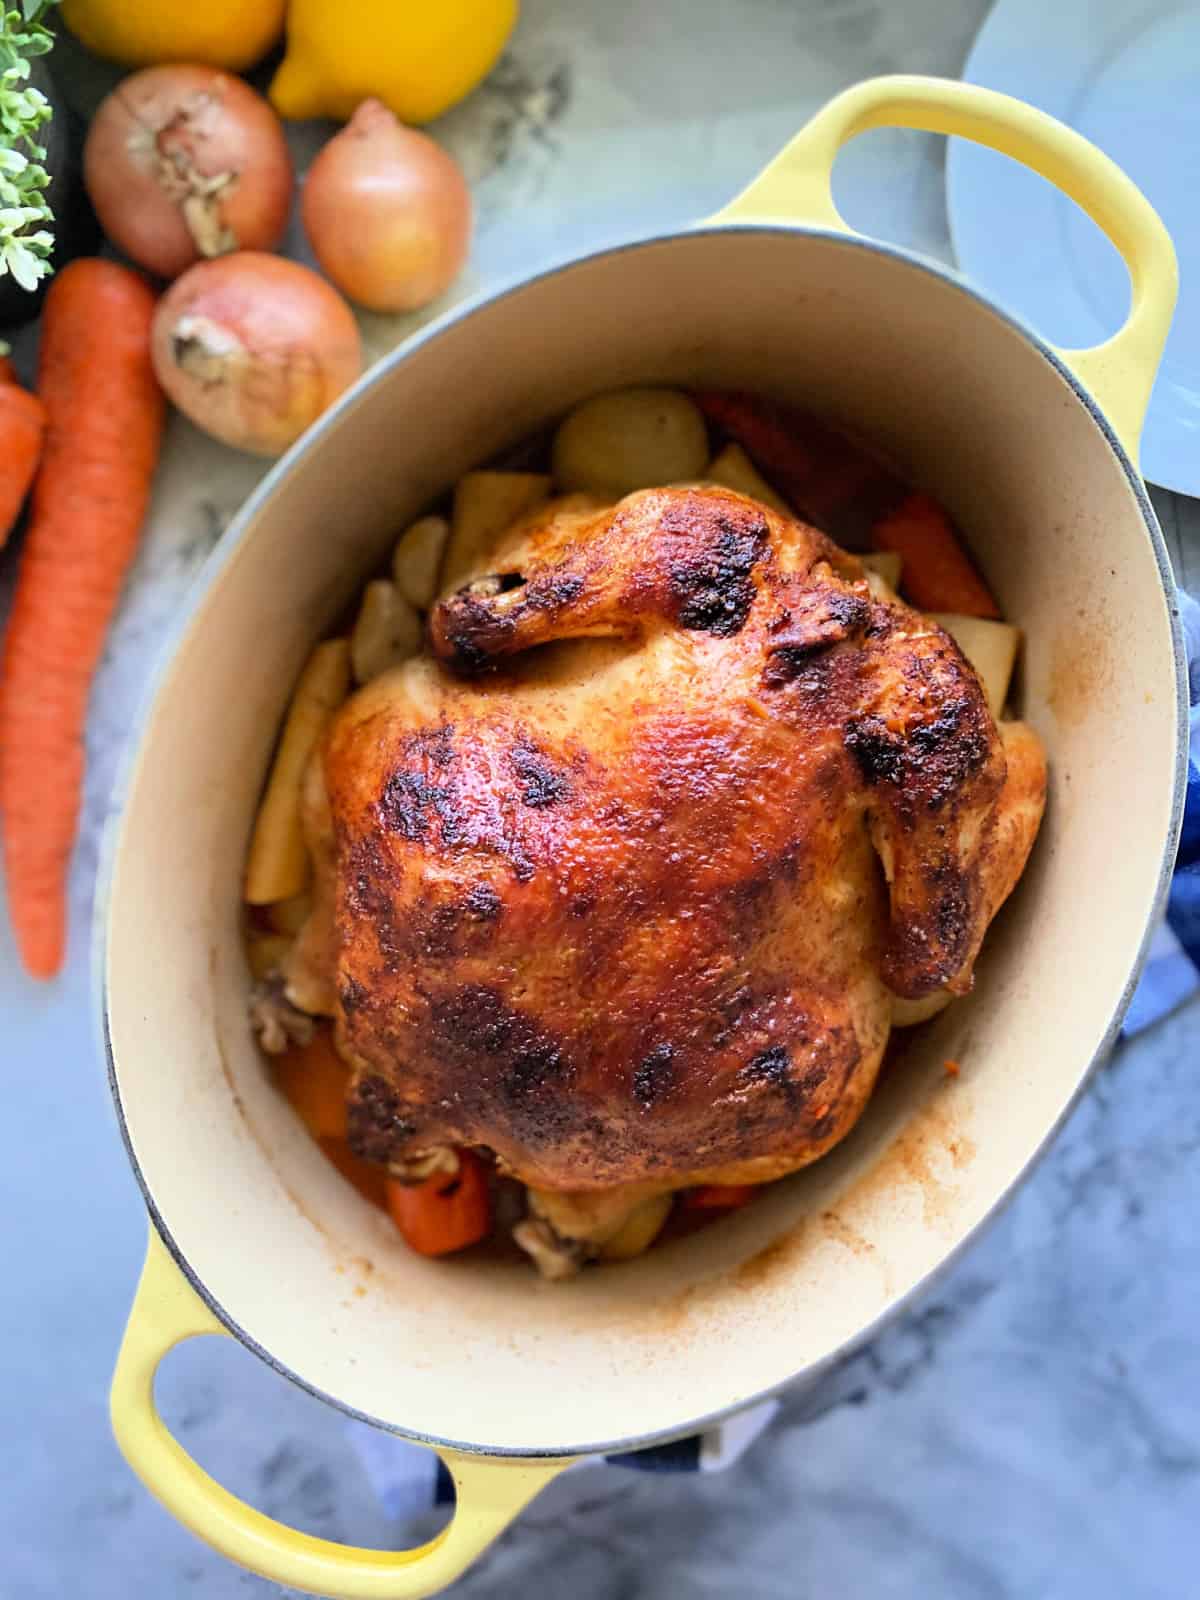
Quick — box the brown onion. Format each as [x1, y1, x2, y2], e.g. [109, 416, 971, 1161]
[85, 65, 293, 280]
[301, 99, 471, 314]
[151, 253, 362, 456]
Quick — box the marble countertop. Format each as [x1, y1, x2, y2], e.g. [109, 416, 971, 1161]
[3, 2, 1199, 1596]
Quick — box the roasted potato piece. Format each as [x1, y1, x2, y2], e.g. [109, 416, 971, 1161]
[442, 472, 551, 593]
[552, 387, 709, 498]
[351, 579, 423, 685]
[244, 639, 350, 905]
[890, 990, 953, 1028]
[705, 442, 791, 514]
[392, 514, 450, 610]
[931, 613, 1021, 718]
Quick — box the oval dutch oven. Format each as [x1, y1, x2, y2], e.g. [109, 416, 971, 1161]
[101, 77, 1186, 1598]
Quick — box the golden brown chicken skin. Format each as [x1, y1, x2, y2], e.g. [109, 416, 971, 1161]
[318, 487, 1044, 1192]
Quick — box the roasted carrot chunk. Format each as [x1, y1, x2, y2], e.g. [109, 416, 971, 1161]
[691, 389, 903, 544]
[319, 1138, 389, 1208]
[870, 492, 1000, 618]
[386, 1149, 492, 1256]
[684, 1183, 759, 1211]
[273, 1027, 351, 1142]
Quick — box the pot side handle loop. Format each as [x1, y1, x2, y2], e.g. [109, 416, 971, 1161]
[712, 75, 1178, 463]
[110, 1227, 572, 1600]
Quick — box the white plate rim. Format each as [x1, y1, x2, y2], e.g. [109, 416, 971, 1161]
[947, 0, 1198, 496]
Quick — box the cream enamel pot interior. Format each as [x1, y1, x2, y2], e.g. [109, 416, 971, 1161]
[102, 77, 1185, 1599]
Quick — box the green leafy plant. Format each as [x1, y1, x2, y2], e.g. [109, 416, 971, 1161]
[0, 2, 56, 291]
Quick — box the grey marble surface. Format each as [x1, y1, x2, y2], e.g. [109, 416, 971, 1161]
[3, 1, 1199, 1596]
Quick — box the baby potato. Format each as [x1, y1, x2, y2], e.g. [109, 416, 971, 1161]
[552, 387, 709, 497]
[351, 579, 423, 685]
[392, 514, 450, 610]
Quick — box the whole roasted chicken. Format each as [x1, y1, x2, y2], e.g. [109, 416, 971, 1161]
[289, 484, 1044, 1265]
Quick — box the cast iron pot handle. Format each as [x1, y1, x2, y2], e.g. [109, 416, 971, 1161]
[712, 74, 1177, 463]
[111, 1227, 573, 1599]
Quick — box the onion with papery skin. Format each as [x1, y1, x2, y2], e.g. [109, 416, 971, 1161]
[301, 99, 471, 314]
[151, 254, 363, 456]
[84, 65, 293, 280]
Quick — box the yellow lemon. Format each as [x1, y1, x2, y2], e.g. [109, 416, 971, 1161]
[60, 0, 286, 71]
[269, 0, 518, 124]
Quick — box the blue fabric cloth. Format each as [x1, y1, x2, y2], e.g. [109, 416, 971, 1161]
[1124, 589, 1200, 1034]
[354, 1400, 781, 1514]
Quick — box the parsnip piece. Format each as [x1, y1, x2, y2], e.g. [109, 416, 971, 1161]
[283, 751, 339, 1017]
[860, 550, 903, 591]
[392, 514, 450, 610]
[266, 891, 312, 936]
[890, 990, 954, 1028]
[351, 579, 422, 685]
[552, 388, 708, 498]
[597, 1194, 674, 1261]
[245, 933, 292, 982]
[930, 612, 1021, 718]
[705, 441, 791, 514]
[442, 471, 551, 593]
[244, 639, 350, 905]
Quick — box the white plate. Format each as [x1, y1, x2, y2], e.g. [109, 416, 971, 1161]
[948, 0, 1200, 496]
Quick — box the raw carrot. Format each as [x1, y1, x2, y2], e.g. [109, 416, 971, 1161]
[691, 389, 903, 546]
[386, 1149, 493, 1256]
[0, 360, 47, 550]
[870, 491, 1000, 618]
[0, 260, 165, 979]
[684, 1183, 759, 1211]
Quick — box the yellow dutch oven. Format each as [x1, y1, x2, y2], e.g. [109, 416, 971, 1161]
[103, 78, 1186, 1598]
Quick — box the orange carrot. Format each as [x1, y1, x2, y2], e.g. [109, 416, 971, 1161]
[0, 359, 47, 550]
[273, 1027, 351, 1141]
[320, 1138, 390, 1209]
[684, 1183, 759, 1211]
[870, 492, 1000, 618]
[691, 389, 903, 545]
[386, 1149, 492, 1256]
[0, 260, 165, 978]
